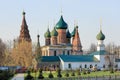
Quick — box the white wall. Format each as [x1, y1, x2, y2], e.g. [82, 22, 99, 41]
[61, 62, 100, 70]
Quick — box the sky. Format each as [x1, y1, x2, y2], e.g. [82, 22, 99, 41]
[0, 0, 120, 50]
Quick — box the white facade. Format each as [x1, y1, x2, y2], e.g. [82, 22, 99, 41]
[97, 40, 105, 51]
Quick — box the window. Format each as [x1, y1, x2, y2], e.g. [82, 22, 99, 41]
[80, 65, 82, 68]
[63, 51, 65, 55]
[67, 51, 70, 55]
[68, 63, 71, 69]
[54, 51, 56, 56]
[85, 64, 87, 68]
[90, 64, 93, 68]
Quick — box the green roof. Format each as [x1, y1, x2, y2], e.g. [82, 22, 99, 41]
[71, 27, 76, 37]
[51, 27, 58, 36]
[96, 30, 105, 40]
[89, 50, 107, 55]
[41, 56, 60, 62]
[59, 55, 98, 62]
[66, 29, 71, 38]
[44, 28, 51, 38]
[55, 15, 68, 29]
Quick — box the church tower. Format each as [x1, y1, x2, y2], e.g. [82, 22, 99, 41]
[66, 29, 71, 44]
[71, 26, 76, 45]
[72, 26, 82, 55]
[55, 15, 68, 44]
[35, 34, 42, 61]
[50, 27, 58, 45]
[19, 11, 31, 42]
[44, 28, 51, 45]
[96, 25, 105, 51]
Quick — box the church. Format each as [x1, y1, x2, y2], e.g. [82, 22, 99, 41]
[18, 11, 120, 70]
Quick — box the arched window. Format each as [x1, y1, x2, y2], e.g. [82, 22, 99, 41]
[90, 64, 93, 68]
[85, 64, 87, 68]
[80, 65, 82, 68]
[63, 51, 65, 55]
[68, 63, 71, 69]
[54, 51, 56, 56]
[67, 51, 70, 55]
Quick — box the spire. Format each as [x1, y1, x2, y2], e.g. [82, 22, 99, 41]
[37, 34, 40, 48]
[96, 19, 105, 40]
[100, 18, 102, 31]
[19, 11, 31, 42]
[72, 26, 82, 54]
[35, 34, 42, 63]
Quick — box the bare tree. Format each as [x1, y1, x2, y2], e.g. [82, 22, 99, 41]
[0, 39, 6, 66]
[11, 40, 33, 67]
[88, 43, 97, 53]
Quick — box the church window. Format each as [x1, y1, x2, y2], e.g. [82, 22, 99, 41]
[80, 65, 82, 68]
[67, 51, 70, 55]
[90, 64, 93, 68]
[54, 51, 57, 56]
[85, 64, 87, 68]
[68, 63, 71, 69]
[63, 51, 65, 55]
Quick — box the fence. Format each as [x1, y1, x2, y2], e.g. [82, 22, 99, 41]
[38, 75, 120, 80]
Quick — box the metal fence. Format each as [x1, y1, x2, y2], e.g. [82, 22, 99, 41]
[37, 75, 120, 80]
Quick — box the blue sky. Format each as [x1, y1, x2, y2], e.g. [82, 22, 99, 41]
[0, 0, 120, 50]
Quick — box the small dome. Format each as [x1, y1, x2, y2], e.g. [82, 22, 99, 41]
[55, 15, 68, 29]
[66, 29, 71, 38]
[51, 27, 58, 36]
[44, 28, 51, 38]
[71, 27, 76, 37]
[96, 30, 105, 40]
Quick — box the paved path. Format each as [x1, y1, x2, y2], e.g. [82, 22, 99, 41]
[11, 73, 24, 80]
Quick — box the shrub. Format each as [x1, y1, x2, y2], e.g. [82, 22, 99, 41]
[110, 68, 114, 73]
[76, 69, 81, 75]
[65, 72, 69, 77]
[48, 71, 54, 78]
[65, 70, 69, 77]
[25, 71, 34, 80]
[71, 71, 75, 76]
[57, 68, 62, 77]
[38, 68, 44, 79]
[87, 70, 90, 74]
[0, 70, 14, 80]
[82, 69, 86, 75]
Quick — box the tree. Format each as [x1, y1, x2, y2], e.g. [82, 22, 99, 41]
[11, 40, 33, 67]
[0, 39, 6, 66]
[88, 43, 97, 53]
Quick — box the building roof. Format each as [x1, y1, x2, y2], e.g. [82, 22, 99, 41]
[71, 27, 76, 37]
[66, 29, 71, 38]
[96, 30, 105, 40]
[55, 15, 68, 29]
[51, 27, 58, 36]
[41, 56, 60, 62]
[59, 55, 99, 62]
[89, 50, 107, 55]
[44, 28, 51, 38]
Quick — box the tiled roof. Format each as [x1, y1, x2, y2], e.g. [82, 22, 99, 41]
[59, 55, 98, 62]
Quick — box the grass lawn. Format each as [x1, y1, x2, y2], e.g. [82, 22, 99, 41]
[24, 70, 120, 79]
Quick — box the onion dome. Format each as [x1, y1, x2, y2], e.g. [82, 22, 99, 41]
[66, 29, 71, 38]
[71, 27, 76, 37]
[96, 30, 105, 40]
[55, 15, 68, 29]
[44, 28, 51, 38]
[51, 27, 58, 36]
